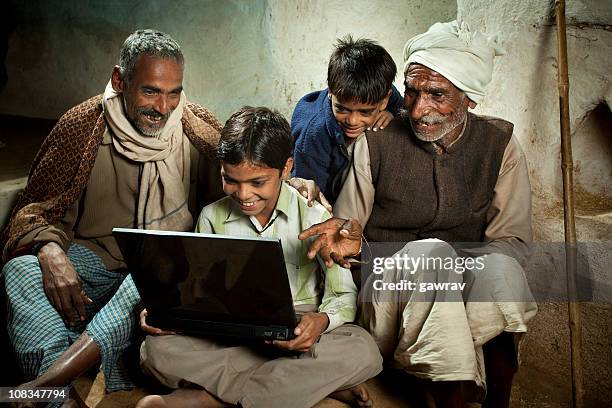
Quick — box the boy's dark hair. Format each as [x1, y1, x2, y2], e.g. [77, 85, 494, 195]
[327, 35, 397, 105]
[218, 106, 292, 172]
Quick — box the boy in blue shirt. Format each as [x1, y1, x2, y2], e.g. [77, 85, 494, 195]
[138, 107, 382, 408]
[292, 36, 402, 204]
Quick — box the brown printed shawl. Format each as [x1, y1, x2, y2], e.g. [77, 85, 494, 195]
[1, 95, 222, 262]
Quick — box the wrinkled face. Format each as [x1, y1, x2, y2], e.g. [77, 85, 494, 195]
[402, 64, 472, 143]
[112, 54, 183, 137]
[221, 158, 293, 227]
[330, 94, 388, 139]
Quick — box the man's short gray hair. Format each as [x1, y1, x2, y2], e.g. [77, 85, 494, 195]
[118, 29, 184, 84]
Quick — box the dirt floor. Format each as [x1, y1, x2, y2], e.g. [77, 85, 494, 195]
[74, 371, 421, 408]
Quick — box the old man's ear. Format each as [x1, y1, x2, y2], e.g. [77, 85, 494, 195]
[111, 66, 125, 93]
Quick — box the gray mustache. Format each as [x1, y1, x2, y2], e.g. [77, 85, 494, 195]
[398, 108, 444, 126]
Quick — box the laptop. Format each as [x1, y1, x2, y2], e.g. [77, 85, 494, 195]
[113, 228, 298, 340]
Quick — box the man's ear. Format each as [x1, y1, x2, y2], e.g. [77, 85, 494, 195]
[468, 100, 477, 109]
[282, 157, 294, 180]
[378, 89, 392, 111]
[111, 66, 125, 93]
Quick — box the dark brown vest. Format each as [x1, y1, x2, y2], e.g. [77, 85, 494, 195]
[365, 113, 512, 244]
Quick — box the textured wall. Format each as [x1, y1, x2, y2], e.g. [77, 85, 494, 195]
[265, 0, 457, 118]
[0, 0, 456, 122]
[0, 0, 272, 121]
[457, 0, 611, 222]
[457, 0, 612, 405]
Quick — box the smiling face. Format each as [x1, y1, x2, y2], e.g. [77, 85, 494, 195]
[221, 158, 293, 227]
[402, 64, 474, 144]
[111, 54, 183, 137]
[330, 93, 389, 140]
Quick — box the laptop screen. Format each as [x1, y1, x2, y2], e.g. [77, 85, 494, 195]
[113, 228, 297, 328]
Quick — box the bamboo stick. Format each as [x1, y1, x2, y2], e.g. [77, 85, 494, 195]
[554, 0, 584, 406]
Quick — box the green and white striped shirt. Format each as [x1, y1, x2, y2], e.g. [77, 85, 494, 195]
[195, 183, 356, 332]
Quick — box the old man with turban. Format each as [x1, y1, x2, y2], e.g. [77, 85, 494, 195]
[302, 20, 538, 407]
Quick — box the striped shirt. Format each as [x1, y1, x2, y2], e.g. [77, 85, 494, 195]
[195, 183, 356, 332]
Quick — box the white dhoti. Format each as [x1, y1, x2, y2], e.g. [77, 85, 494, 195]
[359, 239, 537, 389]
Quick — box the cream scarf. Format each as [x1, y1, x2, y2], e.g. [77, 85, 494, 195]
[102, 81, 193, 231]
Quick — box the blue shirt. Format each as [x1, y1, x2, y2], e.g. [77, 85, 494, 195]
[291, 86, 403, 204]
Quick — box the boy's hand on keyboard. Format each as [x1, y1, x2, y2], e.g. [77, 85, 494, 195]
[271, 312, 329, 353]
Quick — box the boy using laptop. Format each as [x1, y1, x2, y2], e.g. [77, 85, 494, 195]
[291, 36, 402, 204]
[138, 107, 382, 408]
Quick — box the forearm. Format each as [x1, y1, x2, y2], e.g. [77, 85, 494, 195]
[319, 299, 356, 333]
[15, 224, 72, 255]
[319, 264, 358, 332]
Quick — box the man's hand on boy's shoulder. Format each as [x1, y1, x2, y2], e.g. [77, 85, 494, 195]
[271, 312, 329, 353]
[369, 110, 394, 132]
[287, 177, 332, 213]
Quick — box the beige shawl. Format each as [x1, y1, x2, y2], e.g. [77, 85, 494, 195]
[102, 81, 193, 231]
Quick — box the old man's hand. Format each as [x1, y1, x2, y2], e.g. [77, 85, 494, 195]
[369, 110, 393, 132]
[299, 218, 362, 268]
[37, 242, 93, 326]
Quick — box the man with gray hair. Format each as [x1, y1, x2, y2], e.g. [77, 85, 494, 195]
[304, 21, 537, 407]
[1, 29, 224, 405]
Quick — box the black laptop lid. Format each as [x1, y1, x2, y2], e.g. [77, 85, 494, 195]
[113, 228, 297, 328]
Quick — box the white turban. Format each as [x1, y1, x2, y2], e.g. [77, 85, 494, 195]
[403, 20, 504, 104]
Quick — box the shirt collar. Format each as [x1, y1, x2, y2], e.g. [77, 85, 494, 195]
[275, 182, 292, 217]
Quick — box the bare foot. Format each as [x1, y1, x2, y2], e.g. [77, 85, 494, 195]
[329, 383, 373, 407]
[136, 388, 229, 408]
